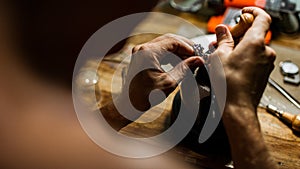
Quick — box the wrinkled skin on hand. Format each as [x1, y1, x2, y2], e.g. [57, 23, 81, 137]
[207, 7, 278, 169]
[210, 7, 276, 111]
[122, 34, 204, 111]
[121, 7, 275, 115]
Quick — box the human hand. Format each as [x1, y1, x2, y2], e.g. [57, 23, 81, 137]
[209, 8, 279, 169]
[212, 7, 276, 111]
[120, 34, 204, 112]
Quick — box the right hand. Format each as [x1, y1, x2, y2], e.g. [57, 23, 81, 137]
[212, 7, 276, 111]
[210, 8, 279, 169]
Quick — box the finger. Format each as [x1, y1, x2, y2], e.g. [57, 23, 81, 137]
[242, 7, 272, 25]
[149, 34, 195, 56]
[132, 34, 196, 64]
[167, 56, 204, 84]
[215, 25, 234, 57]
[208, 41, 218, 53]
[155, 56, 204, 97]
[152, 33, 195, 47]
[242, 7, 272, 41]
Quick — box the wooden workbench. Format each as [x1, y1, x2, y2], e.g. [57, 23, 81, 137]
[78, 2, 300, 169]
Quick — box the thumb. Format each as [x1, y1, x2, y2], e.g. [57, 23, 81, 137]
[215, 25, 234, 56]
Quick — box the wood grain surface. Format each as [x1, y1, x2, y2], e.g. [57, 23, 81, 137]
[78, 2, 300, 168]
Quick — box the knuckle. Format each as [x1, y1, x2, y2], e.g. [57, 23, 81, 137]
[164, 33, 176, 39]
[163, 33, 180, 43]
[131, 44, 153, 62]
[158, 73, 169, 82]
[266, 48, 276, 62]
[163, 75, 177, 88]
[265, 13, 272, 24]
[256, 9, 272, 23]
[138, 45, 150, 51]
[158, 73, 176, 84]
[132, 44, 150, 53]
[132, 45, 141, 53]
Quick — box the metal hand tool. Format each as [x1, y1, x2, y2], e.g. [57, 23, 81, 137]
[268, 78, 300, 109]
[261, 104, 300, 132]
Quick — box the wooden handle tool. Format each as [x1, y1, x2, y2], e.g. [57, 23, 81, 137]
[266, 104, 300, 132]
[230, 13, 254, 40]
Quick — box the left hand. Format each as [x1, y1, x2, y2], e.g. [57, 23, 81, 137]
[120, 34, 204, 111]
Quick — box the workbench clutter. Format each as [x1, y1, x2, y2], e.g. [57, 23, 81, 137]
[207, 7, 273, 44]
[280, 60, 300, 85]
[264, 62, 300, 133]
[72, 2, 300, 168]
[170, 0, 300, 34]
[166, 1, 300, 168]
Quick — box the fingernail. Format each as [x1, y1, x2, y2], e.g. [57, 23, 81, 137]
[215, 26, 226, 38]
[191, 57, 204, 68]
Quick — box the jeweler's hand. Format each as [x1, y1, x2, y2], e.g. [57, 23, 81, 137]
[213, 7, 276, 111]
[122, 34, 204, 111]
[100, 34, 204, 130]
[211, 7, 278, 169]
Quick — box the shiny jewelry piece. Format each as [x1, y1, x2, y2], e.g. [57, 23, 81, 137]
[192, 44, 212, 63]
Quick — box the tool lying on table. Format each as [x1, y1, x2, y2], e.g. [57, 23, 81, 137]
[268, 78, 300, 109]
[261, 104, 300, 132]
[261, 78, 300, 132]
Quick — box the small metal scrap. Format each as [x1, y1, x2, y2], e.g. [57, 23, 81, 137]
[192, 44, 212, 63]
[193, 44, 205, 56]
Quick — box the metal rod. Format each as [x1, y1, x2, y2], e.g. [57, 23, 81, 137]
[268, 78, 300, 109]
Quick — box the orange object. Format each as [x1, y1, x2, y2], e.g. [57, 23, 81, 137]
[230, 13, 254, 39]
[207, 15, 223, 33]
[207, 7, 272, 44]
[264, 30, 272, 44]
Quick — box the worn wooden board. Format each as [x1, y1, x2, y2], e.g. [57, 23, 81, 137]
[76, 56, 298, 169]
[77, 2, 300, 168]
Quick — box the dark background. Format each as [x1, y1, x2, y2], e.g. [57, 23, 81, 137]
[12, 0, 159, 86]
